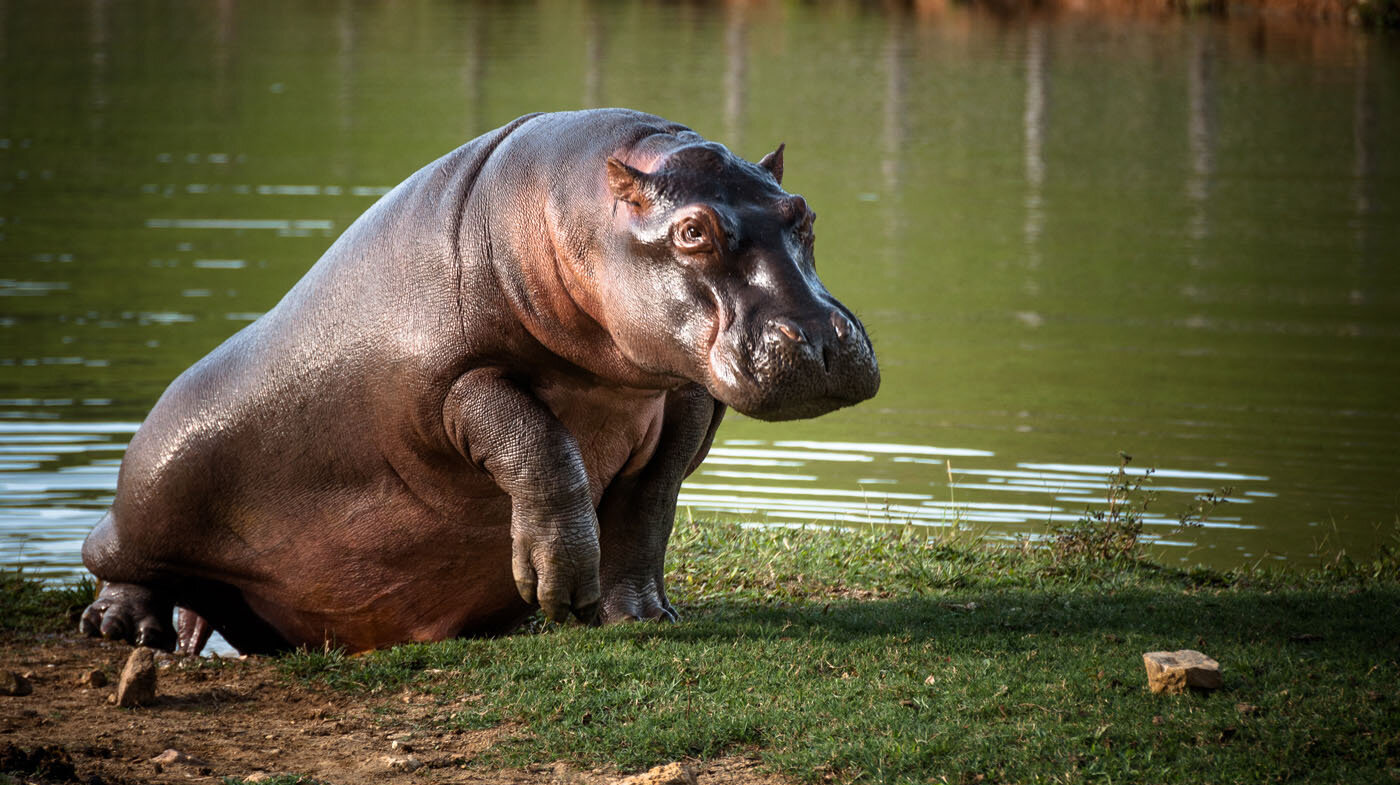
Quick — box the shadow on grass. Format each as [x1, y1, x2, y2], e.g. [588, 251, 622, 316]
[671, 584, 1400, 658]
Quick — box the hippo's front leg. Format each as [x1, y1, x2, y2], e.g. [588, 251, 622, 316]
[446, 370, 601, 623]
[596, 383, 725, 623]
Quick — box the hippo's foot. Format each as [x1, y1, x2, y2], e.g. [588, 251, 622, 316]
[512, 525, 602, 625]
[599, 574, 678, 624]
[79, 582, 176, 651]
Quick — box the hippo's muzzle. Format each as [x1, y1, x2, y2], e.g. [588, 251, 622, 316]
[710, 301, 880, 421]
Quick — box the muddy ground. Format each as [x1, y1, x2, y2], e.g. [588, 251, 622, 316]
[0, 633, 790, 785]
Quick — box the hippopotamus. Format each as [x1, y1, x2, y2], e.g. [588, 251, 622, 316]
[79, 109, 880, 655]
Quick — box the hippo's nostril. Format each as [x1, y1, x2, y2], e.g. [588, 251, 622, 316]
[831, 310, 852, 341]
[771, 318, 806, 344]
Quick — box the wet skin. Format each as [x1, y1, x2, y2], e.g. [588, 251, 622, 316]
[79, 109, 880, 655]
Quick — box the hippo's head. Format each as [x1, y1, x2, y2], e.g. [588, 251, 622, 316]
[596, 139, 879, 421]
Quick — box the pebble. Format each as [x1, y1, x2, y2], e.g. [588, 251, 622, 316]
[0, 670, 33, 697]
[617, 762, 699, 785]
[382, 754, 424, 772]
[77, 669, 108, 689]
[150, 749, 210, 767]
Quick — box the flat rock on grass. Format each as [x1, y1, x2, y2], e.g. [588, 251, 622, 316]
[113, 647, 157, 707]
[1143, 649, 1222, 694]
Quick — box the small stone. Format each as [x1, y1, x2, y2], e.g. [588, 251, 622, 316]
[116, 647, 158, 707]
[1235, 702, 1260, 716]
[244, 775, 272, 783]
[1143, 649, 1222, 695]
[150, 749, 210, 767]
[383, 755, 423, 772]
[616, 762, 699, 785]
[0, 670, 33, 697]
[390, 740, 413, 752]
[77, 669, 108, 689]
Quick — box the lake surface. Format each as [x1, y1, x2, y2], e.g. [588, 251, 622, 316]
[3, 0, 1399, 583]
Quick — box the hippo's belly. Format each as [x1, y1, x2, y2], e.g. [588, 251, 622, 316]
[239, 492, 523, 651]
[239, 383, 666, 649]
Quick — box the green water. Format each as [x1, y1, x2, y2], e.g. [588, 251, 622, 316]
[3, 1, 1398, 577]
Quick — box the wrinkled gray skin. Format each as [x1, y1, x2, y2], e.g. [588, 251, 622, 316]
[79, 109, 880, 655]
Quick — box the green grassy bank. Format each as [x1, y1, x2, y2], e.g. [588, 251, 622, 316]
[288, 518, 1398, 784]
[6, 519, 1399, 784]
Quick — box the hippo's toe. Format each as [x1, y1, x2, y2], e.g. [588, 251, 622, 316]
[79, 582, 176, 651]
[599, 578, 679, 625]
[603, 603, 678, 625]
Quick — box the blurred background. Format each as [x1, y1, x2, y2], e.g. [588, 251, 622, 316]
[2, 0, 1398, 580]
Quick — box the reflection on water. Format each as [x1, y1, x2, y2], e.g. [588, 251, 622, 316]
[682, 438, 1269, 543]
[2, 1, 1399, 580]
[0, 423, 130, 579]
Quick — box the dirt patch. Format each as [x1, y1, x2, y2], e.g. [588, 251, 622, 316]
[0, 634, 790, 785]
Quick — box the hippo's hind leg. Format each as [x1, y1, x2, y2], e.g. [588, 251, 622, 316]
[79, 512, 178, 651]
[79, 582, 176, 650]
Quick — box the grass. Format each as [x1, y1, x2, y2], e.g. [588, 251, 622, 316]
[272, 519, 1400, 784]
[0, 569, 93, 635]
[7, 497, 1399, 784]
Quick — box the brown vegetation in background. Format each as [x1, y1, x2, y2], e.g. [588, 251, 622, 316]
[893, 0, 1398, 29]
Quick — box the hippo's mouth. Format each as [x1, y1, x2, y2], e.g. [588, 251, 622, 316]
[702, 323, 880, 422]
[704, 332, 753, 394]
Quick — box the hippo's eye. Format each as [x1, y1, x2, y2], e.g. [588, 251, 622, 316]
[674, 218, 712, 253]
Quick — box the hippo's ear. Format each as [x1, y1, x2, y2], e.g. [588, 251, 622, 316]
[606, 157, 652, 211]
[758, 143, 785, 185]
